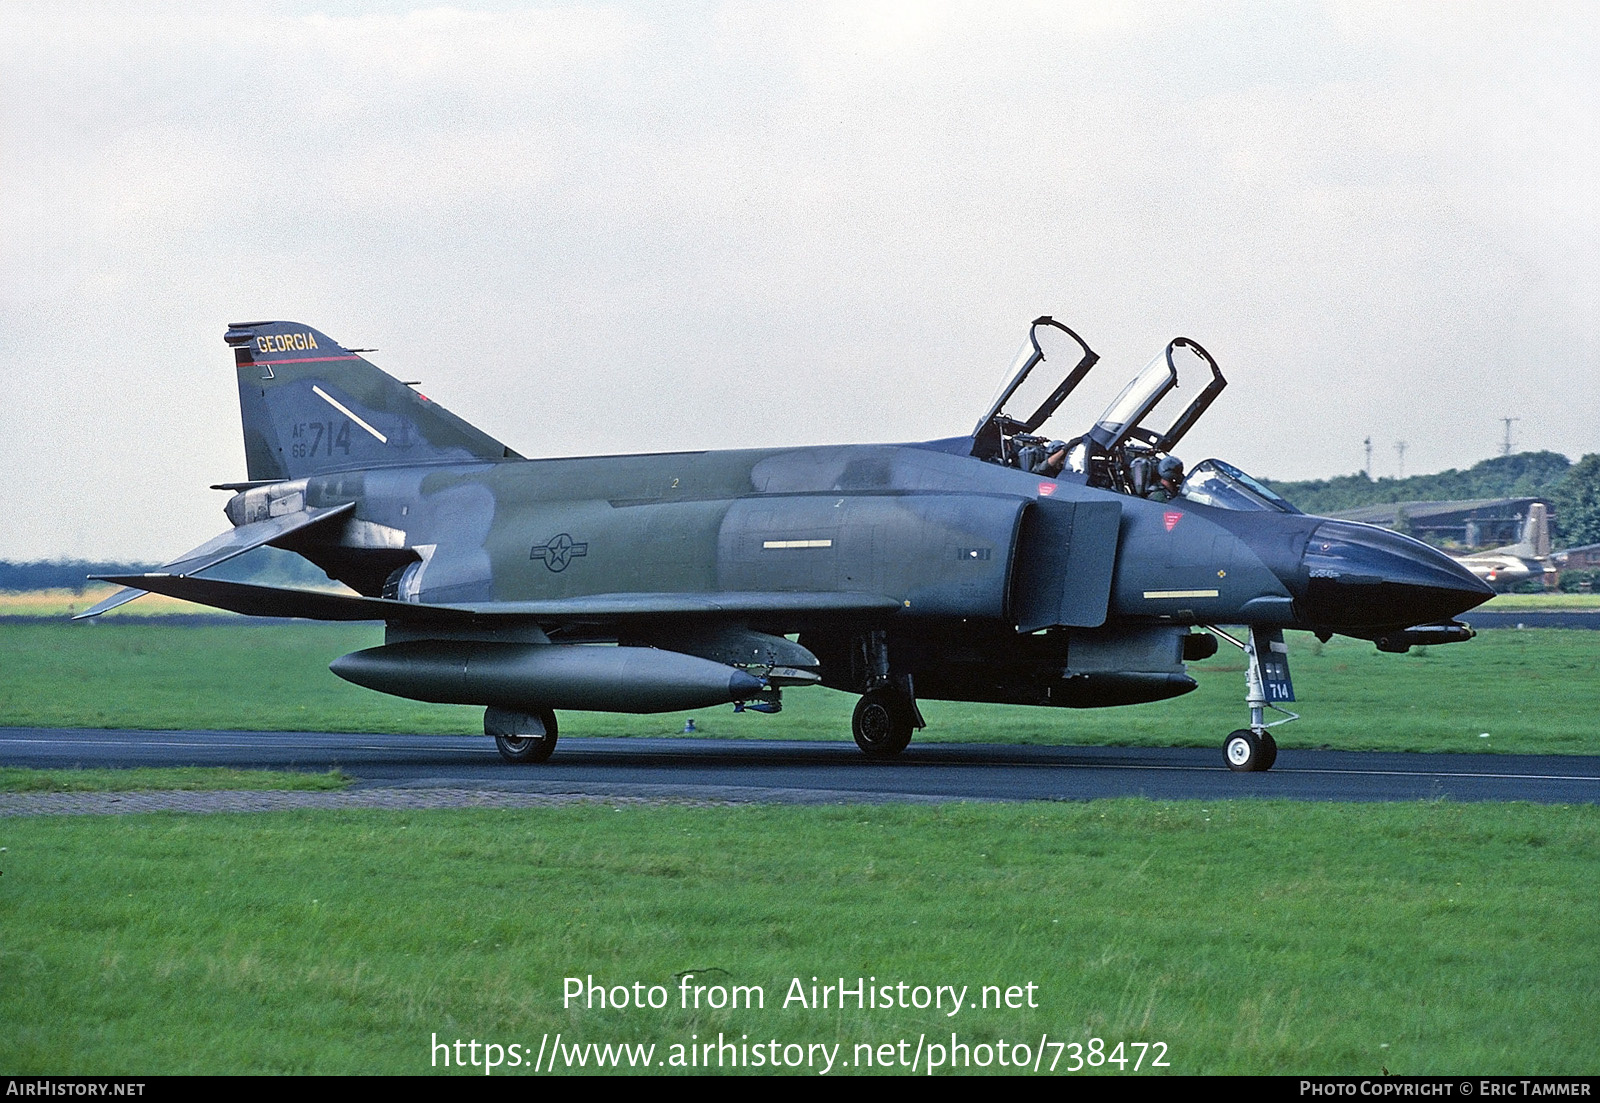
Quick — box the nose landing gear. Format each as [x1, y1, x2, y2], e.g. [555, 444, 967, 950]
[1207, 626, 1297, 772]
[1224, 727, 1277, 772]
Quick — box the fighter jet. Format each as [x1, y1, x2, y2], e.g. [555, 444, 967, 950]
[79, 317, 1493, 772]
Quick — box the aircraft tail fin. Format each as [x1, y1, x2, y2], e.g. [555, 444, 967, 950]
[1497, 502, 1552, 559]
[225, 321, 521, 482]
[1528, 502, 1551, 559]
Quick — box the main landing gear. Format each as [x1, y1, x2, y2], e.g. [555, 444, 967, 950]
[853, 686, 917, 757]
[487, 705, 558, 763]
[850, 631, 925, 758]
[1206, 626, 1298, 773]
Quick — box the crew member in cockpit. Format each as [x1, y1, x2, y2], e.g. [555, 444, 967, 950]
[1148, 455, 1184, 501]
[1037, 440, 1069, 478]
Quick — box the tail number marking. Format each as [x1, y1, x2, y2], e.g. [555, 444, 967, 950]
[291, 420, 352, 459]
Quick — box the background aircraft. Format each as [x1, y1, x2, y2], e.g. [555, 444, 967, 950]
[1451, 502, 1556, 590]
[81, 317, 1493, 772]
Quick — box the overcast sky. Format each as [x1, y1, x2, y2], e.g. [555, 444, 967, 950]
[2, 1, 1596, 560]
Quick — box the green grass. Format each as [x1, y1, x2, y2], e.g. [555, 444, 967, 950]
[3, 622, 1598, 756]
[0, 768, 351, 793]
[1482, 592, 1600, 610]
[0, 800, 1595, 1074]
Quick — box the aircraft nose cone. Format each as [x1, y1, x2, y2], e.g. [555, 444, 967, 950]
[1298, 520, 1494, 629]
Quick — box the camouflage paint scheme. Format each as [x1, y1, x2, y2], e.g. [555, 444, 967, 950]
[84, 320, 1494, 769]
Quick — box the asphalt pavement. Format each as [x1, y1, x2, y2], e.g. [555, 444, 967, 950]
[4, 727, 1598, 805]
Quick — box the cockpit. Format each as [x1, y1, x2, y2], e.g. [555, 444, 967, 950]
[970, 317, 1299, 513]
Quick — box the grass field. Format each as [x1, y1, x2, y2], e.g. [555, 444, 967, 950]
[1480, 592, 1600, 610]
[3, 614, 1598, 1076]
[1, 800, 1595, 1074]
[0, 768, 350, 793]
[0, 586, 236, 619]
[0, 582, 355, 619]
[3, 620, 1597, 756]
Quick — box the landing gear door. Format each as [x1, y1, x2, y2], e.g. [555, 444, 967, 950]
[1011, 498, 1122, 631]
[1248, 627, 1296, 704]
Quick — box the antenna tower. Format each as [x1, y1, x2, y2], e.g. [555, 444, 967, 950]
[1363, 436, 1373, 479]
[1395, 440, 1407, 479]
[1501, 417, 1520, 457]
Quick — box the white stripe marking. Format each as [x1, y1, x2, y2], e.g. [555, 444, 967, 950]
[312, 385, 388, 443]
[1143, 589, 1219, 599]
[763, 539, 833, 549]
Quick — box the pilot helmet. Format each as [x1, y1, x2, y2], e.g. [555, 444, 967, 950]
[1157, 455, 1184, 482]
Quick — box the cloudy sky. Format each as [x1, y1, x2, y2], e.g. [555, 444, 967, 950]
[2, 1, 1595, 560]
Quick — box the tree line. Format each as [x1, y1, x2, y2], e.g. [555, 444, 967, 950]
[1263, 451, 1600, 547]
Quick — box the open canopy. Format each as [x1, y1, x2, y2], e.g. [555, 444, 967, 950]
[969, 316, 1098, 463]
[971, 318, 1227, 476]
[969, 317, 1297, 511]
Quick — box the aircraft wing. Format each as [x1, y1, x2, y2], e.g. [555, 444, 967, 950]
[73, 503, 356, 619]
[82, 573, 904, 627]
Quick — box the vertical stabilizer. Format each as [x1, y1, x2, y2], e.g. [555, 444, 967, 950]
[1528, 502, 1551, 559]
[226, 321, 520, 482]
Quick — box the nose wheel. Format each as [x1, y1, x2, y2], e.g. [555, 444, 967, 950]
[1224, 728, 1278, 773]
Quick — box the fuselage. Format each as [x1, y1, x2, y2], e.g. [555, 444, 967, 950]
[281, 440, 1279, 619]
[179, 316, 1496, 761]
[259, 436, 1490, 710]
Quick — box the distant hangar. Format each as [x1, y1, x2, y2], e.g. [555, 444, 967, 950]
[1331, 498, 1548, 550]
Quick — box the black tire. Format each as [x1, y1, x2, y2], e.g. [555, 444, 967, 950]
[852, 688, 914, 758]
[487, 706, 558, 764]
[1224, 728, 1262, 772]
[1256, 731, 1278, 772]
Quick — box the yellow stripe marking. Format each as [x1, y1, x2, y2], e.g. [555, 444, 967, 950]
[763, 539, 833, 549]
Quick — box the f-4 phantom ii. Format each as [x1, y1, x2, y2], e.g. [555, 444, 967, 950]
[81, 316, 1494, 772]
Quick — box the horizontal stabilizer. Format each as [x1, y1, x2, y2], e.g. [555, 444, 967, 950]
[73, 503, 355, 619]
[84, 574, 904, 627]
[74, 586, 150, 620]
[89, 574, 420, 622]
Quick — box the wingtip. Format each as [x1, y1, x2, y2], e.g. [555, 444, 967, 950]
[74, 583, 149, 619]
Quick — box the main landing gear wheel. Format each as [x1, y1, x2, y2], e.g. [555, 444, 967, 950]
[487, 706, 558, 764]
[852, 687, 915, 758]
[1224, 728, 1277, 773]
